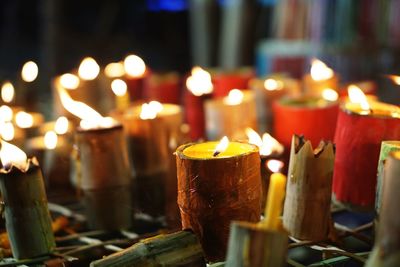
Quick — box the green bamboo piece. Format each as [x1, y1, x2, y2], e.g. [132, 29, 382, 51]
[90, 231, 206, 267]
[0, 158, 55, 259]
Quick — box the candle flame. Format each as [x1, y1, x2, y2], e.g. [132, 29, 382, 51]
[54, 116, 69, 135]
[15, 111, 34, 128]
[0, 105, 13, 122]
[348, 85, 370, 111]
[44, 131, 58, 150]
[0, 140, 28, 171]
[57, 86, 113, 129]
[111, 79, 128, 96]
[387, 75, 400, 85]
[60, 73, 80, 90]
[105, 62, 125, 78]
[124, 55, 146, 78]
[1, 82, 15, 103]
[264, 78, 283, 91]
[21, 61, 39, 82]
[186, 66, 213, 96]
[223, 89, 244, 105]
[78, 57, 100, 80]
[246, 128, 284, 156]
[213, 136, 229, 157]
[0, 122, 14, 141]
[310, 58, 334, 81]
[139, 101, 164, 120]
[267, 159, 284, 173]
[246, 128, 263, 148]
[322, 88, 339, 102]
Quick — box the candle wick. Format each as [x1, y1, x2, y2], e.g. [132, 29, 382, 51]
[213, 151, 221, 157]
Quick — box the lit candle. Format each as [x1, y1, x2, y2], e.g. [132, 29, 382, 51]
[303, 58, 339, 97]
[0, 141, 55, 259]
[333, 86, 400, 210]
[57, 86, 132, 230]
[262, 159, 286, 230]
[123, 54, 148, 101]
[111, 101, 184, 218]
[250, 76, 301, 132]
[273, 93, 339, 150]
[211, 67, 254, 97]
[111, 78, 130, 111]
[1, 81, 15, 104]
[18, 61, 39, 109]
[143, 72, 181, 104]
[205, 89, 258, 140]
[176, 138, 261, 261]
[184, 66, 213, 140]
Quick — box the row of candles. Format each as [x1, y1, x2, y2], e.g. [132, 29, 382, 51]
[0, 55, 399, 263]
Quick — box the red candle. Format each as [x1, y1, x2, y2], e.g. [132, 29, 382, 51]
[333, 91, 400, 210]
[212, 67, 254, 97]
[123, 55, 149, 102]
[272, 96, 339, 149]
[184, 67, 213, 140]
[143, 72, 181, 104]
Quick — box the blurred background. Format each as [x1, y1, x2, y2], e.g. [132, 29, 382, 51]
[0, 0, 399, 116]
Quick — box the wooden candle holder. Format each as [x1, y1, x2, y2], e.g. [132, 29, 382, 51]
[375, 141, 400, 220]
[225, 221, 288, 267]
[90, 230, 206, 267]
[112, 104, 183, 218]
[303, 73, 339, 97]
[283, 135, 335, 241]
[205, 90, 258, 140]
[366, 152, 400, 267]
[75, 124, 132, 230]
[176, 143, 261, 262]
[333, 107, 400, 211]
[184, 91, 210, 141]
[250, 76, 301, 132]
[0, 158, 55, 259]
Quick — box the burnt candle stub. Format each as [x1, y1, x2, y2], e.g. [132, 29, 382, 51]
[176, 141, 262, 262]
[0, 158, 55, 259]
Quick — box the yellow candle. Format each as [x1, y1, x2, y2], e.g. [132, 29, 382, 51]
[263, 172, 287, 230]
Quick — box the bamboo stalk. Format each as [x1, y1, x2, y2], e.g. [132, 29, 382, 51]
[225, 221, 288, 267]
[90, 231, 206, 267]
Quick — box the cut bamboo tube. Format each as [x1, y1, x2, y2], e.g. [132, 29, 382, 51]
[205, 90, 258, 140]
[366, 151, 400, 267]
[75, 124, 132, 230]
[375, 141, 400, 218]
[225, 221, 288, 267]
[176, 142, 261, 262]
[0, 158, 55, 259]
[90, 230, 206, 267]
[283, 135, 335, 241]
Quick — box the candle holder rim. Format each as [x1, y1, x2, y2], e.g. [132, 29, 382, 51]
[276, 96, 338, 109]
[76, 123, 123, 133]
[0, 157, 39, 175]
[340, 105, 400, 119]
[176, 142, 259, 160]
